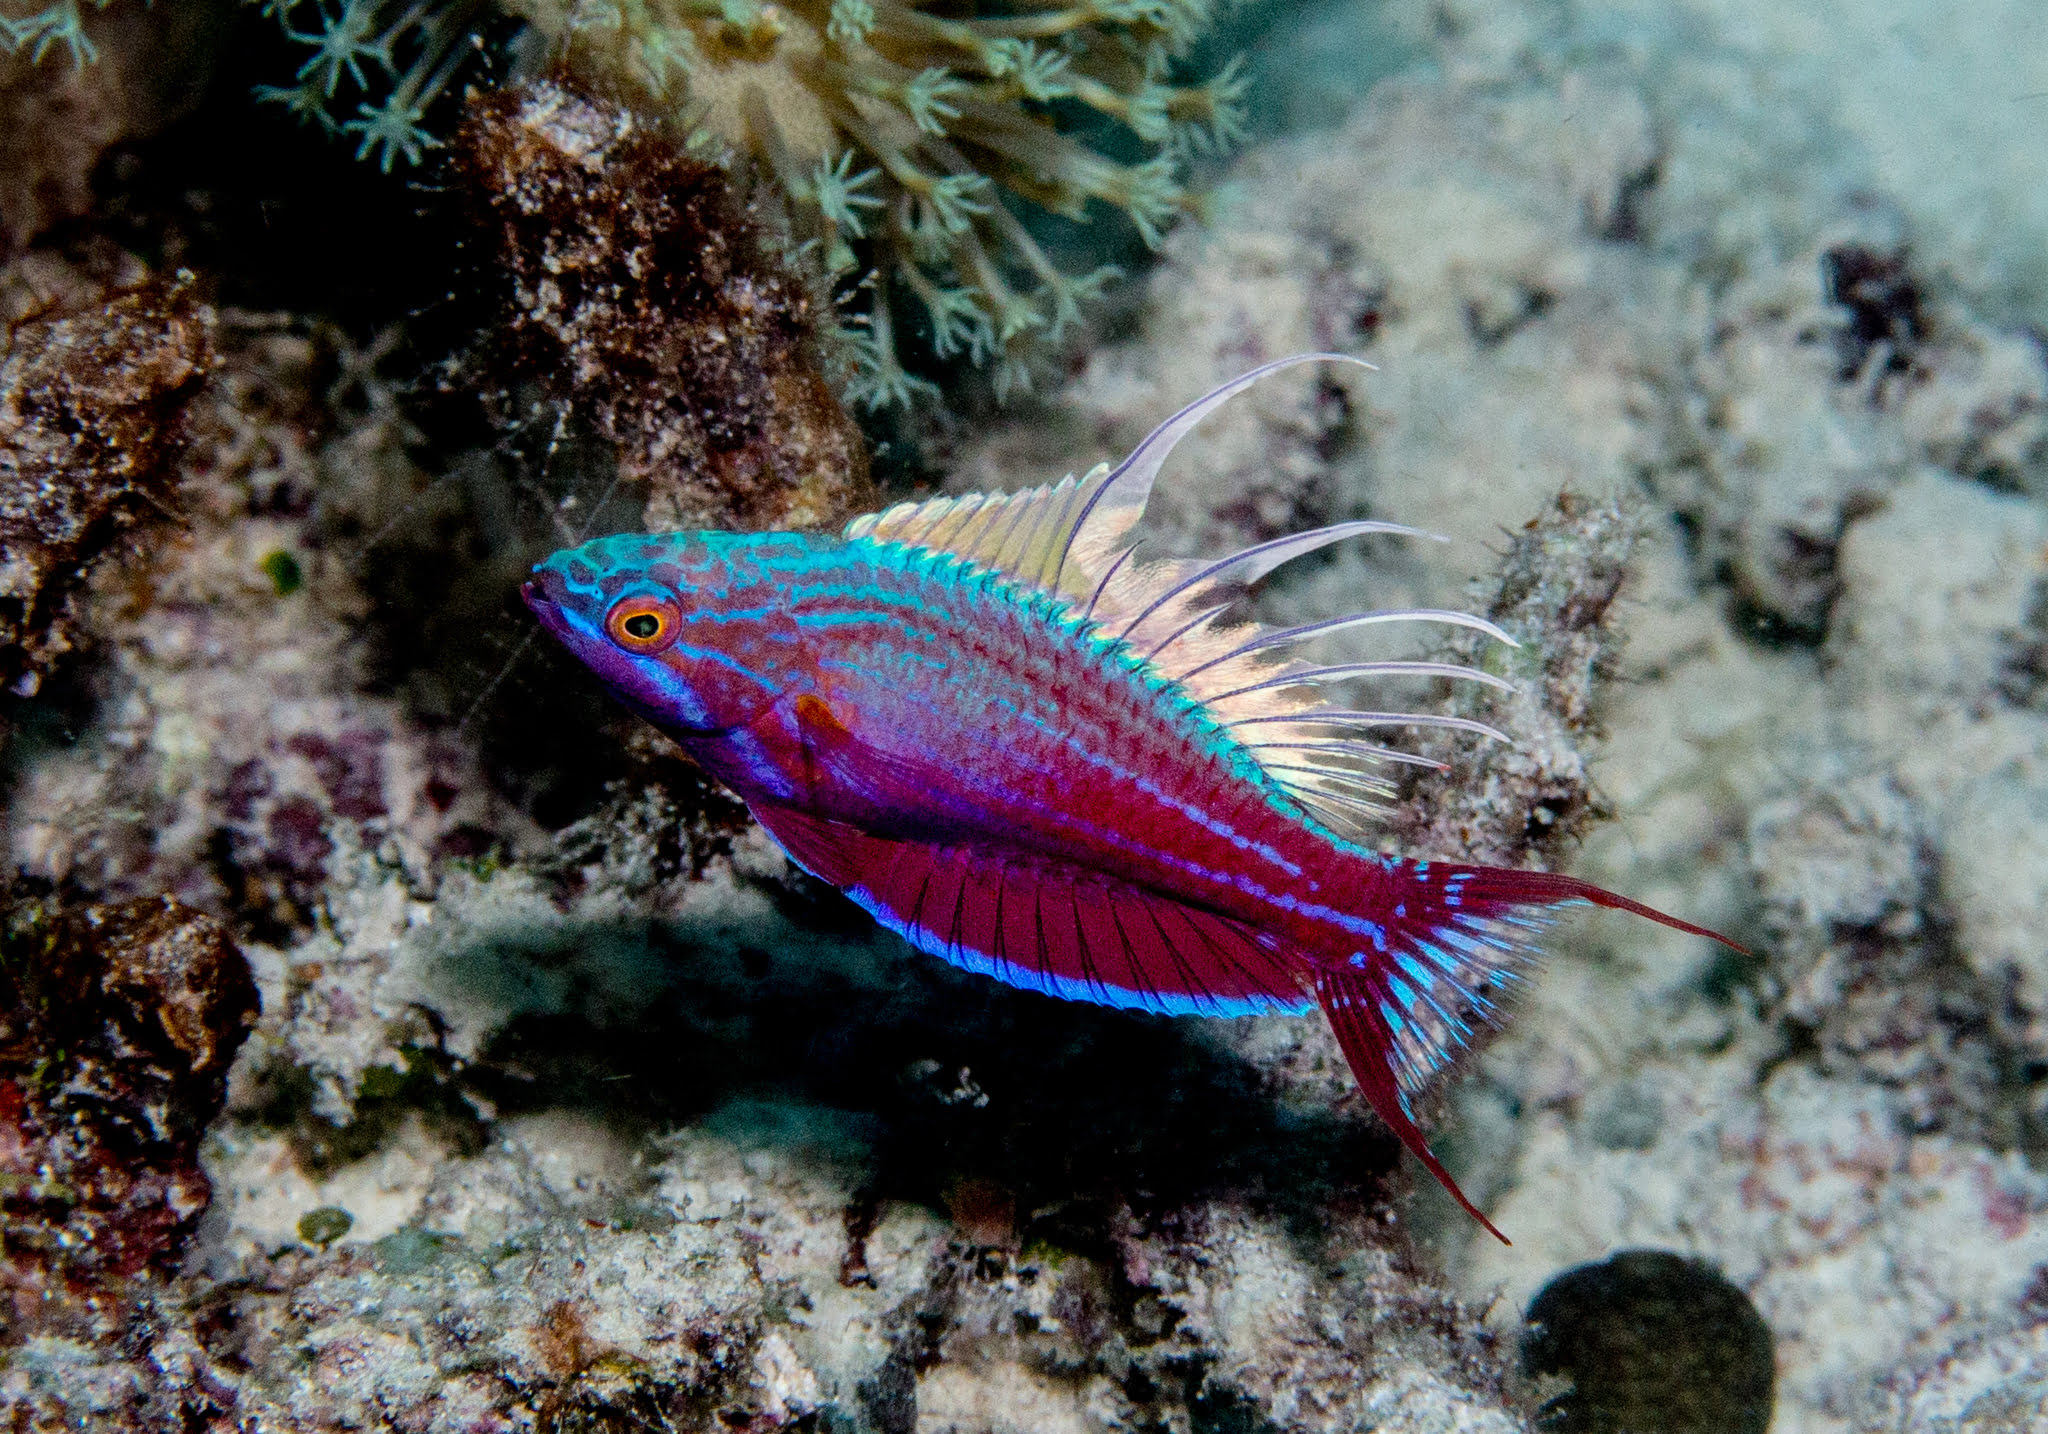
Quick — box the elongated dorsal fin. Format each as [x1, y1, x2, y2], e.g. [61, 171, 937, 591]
[846, 353, 1371, 602]
[843, 353, 1520, 836]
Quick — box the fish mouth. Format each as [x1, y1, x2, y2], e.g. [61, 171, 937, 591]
[521, 576, 574, 644]
[522, 568, 571, 616]
[519, 578, 550, 622]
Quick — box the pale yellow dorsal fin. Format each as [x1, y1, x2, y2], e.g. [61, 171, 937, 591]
[844, 466, 1117, 602]
[844, 354, 1373, 605]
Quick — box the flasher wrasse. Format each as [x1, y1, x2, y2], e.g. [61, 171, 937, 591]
[524, 354, 1737, 1241]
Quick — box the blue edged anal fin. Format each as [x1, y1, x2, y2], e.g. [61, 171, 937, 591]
[750, 804, 1311, 1019]
[1315, 967, 1509, 1243]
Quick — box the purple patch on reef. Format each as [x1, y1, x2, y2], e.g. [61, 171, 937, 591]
[222, 760, 272, 821]
[266, 797, 333, 878]
[434, 825, 493, 861]
[287, 731, 388, 821]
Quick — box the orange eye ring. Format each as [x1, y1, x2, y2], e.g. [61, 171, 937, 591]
[604, 595, 683, 654]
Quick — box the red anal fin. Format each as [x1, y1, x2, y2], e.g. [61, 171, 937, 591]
[750, 803, 1310, 1017]
[1315, 968, 1510, 1245]
[751, 800, 868, 888]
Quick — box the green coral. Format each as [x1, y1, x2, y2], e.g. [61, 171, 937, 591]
[0, 0, 121, 65]
[506, 0, 1252, 402]
[5, 0, 480, 173]
[250, 0, 496, 171]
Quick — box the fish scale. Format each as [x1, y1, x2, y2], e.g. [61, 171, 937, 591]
[526, 353, 1740, 1243]
[785, 549, 1305, 888]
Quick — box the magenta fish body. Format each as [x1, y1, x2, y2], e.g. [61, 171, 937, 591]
[525, 355, 1737, 1241]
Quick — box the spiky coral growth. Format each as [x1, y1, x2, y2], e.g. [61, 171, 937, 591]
[3, 0, 492, 172]
[251, 0, 496, 171]
[507, 0, 1249, 402]
[0, 0, 117, 66]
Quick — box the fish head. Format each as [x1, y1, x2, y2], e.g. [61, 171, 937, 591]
[524, 531, 793, 737]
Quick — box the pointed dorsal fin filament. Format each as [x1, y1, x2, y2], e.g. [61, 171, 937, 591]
[840, 353, 1520, 838]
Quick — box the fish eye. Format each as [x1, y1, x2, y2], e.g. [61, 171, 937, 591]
[603, 595, 682, 654]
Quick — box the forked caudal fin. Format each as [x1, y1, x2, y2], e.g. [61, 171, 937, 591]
[822, 354, 1747, 1241]
[764, 778, 1742, 1245]
[1314, 863, 1746, 1245]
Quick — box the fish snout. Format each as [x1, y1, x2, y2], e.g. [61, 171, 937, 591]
[522, 569, 579, 645]
[523, 564, 574, 614]
[520, 579, 552, 625]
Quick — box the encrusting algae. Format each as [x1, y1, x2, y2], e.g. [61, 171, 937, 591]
[450, 81, 873, 534]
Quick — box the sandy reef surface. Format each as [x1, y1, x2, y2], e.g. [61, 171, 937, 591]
[4, 0, 2048, 1431]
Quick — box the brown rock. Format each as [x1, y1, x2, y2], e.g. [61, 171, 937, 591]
[0, 892, 256, 1337]
[0, 37, 129, 258]
[1391, 492, 1638, 870]
[0, 271, 216, 695]
[450, 79, 871, 534]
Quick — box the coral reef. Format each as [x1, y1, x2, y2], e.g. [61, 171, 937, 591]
[510, 0, 1247, 399]
[2, 298, 537, 918]
[0, 890, 255, 1334]
[1653, 239, 2047, 645]
[3, 0, 2048, 1429]
[15, 0, 1248, 399]
[0, 201, 1531, 1428]
[0, 0, 116, 66]
[941, 37, 2048, 1429]
[0, 266, 215, 700]
[452, 80, 871, 534]
[0, 10, 129, 253]
[163, 1114, 1524, 1430]
[0, 0, 226, 256]
[1871, 1316, 2048, 1433]
[0, 265, 1542, 1421]
[1390, 493, 1641, 872]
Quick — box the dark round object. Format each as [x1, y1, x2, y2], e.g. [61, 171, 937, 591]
[1522, 1249, 1775, 1434]
[297, 1206, 355, 1249]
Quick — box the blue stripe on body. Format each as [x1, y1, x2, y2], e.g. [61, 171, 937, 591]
[794, 585, 1330, 915]
[578, 535, 1445, 983]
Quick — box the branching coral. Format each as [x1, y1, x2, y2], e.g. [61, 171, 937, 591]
[507, 0, 1250, 402]
[0, 0, 116, 67]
